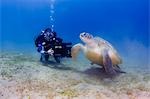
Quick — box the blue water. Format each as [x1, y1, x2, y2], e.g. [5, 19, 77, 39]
[0, 0, 149, 67]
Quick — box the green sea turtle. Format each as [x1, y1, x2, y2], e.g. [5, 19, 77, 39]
[71, 32, 124, 75]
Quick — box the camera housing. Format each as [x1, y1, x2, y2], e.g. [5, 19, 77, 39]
[52, 42, 72, 58]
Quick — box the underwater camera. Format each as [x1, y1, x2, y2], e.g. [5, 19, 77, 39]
[52, 42, 72, 58]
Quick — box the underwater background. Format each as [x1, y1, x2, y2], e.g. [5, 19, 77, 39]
[1, 0, 149, 67]
[0, 0, 150, 98]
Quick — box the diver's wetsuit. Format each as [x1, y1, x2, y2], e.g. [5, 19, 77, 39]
[35, 30, 62, 63]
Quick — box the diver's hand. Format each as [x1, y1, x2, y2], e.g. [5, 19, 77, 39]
[47, 48, 54, 55]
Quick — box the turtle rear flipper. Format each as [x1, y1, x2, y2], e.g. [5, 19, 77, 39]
[102, 50, 117, 76]
[90, 62, 94, 65]
[114, 65, 126, 73]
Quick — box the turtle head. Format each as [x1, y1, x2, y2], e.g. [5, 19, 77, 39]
[79, 32, 93, 43]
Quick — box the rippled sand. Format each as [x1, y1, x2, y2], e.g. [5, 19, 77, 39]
[0, 53, 150, 99]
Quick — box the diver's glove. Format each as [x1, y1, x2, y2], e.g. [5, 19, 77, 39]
[47, 48, 54, 55]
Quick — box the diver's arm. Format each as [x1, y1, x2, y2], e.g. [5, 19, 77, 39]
[37, 44, 45, 54]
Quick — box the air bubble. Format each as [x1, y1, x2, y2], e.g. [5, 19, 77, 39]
[50, 0, 55, 31]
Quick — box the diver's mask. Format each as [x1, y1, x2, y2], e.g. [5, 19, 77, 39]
[44, 32, 55, 41]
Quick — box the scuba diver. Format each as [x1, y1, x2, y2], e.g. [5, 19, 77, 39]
[35, 28, 72, 63]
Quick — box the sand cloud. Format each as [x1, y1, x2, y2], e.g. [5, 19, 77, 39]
[121, 38, 149, 70]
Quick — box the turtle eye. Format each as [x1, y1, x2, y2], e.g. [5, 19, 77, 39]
[83, 33, 86, 35]
[82, 33, 86, 37]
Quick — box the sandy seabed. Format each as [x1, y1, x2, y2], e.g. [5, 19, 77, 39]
[0, 53, 150, 99]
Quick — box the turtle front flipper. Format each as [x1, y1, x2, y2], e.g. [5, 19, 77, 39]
[102, 49, 117, 76]
[71, 43, 84, 60]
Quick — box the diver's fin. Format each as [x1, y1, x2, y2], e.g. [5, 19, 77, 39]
[102, 50, 117, 76]
[71, 43, 83, 60]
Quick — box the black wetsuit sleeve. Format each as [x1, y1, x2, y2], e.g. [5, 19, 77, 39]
[35, 35, 45, 47]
